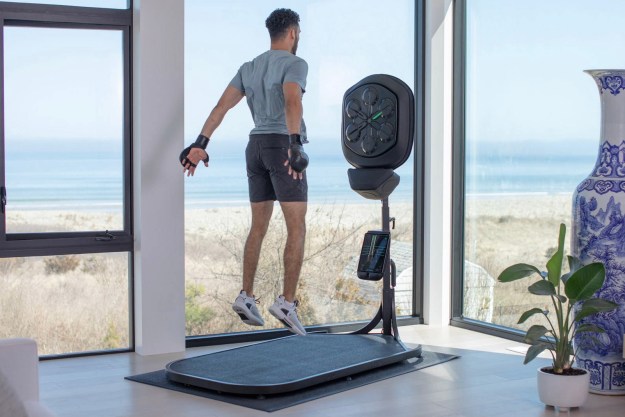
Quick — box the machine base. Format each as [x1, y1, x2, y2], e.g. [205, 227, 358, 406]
[166, 333, 422, 395]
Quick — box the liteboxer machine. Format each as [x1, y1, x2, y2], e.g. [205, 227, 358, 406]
[166, 74, 421, 395]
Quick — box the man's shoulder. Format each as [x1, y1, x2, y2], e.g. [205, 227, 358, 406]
[279, 52, 307, 65]
[288, 55, 307, 66]
[240, 51, 307, 73]
[239, 51, 268, 68]
[264, 50, 307, 65]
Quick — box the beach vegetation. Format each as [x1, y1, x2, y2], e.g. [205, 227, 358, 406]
[184, 203, 411, 335]
[0, 203, 413, 354]
[0, 251, 129, 355]
[185, 282, 216, 335]
[44, 255, 80, 275]
[103, 321, 123, 349]
[81, 256, 108, 275]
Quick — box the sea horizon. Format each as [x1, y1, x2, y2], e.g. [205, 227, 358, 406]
[2, 137, 595, 211]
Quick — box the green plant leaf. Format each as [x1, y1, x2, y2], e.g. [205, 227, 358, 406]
[498, 263, 541, 282]
[574, 298, 619, 322]
[524, 324, 550, 343]
[528, 280, 556, 296]
[562, 255, 583, 282]
[546, 223, 566, 287]
[564, 263, 606, 301]
[575, 323, 605, 334]
[582, 298, 619, 311]
[524, 342, 550, 365]
[518, 308, 545, 324]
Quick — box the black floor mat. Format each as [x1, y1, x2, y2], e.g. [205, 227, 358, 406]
[126, 350, 458, 412]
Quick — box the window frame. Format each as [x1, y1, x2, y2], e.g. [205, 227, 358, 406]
[0, 1, 134, 359]
[0, 2, 132, 258]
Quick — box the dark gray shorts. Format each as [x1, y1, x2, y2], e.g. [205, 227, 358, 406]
[246, 134, 308, 203]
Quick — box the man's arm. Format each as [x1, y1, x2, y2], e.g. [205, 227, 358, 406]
[183, 85, 244, 176]
[200, 85, 245, 137]
[283, 82, 307, 179]
[283, 82, 303, 135]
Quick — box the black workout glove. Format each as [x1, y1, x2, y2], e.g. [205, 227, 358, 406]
[288, 134, 309, 173]
[180, 134, 210, 168]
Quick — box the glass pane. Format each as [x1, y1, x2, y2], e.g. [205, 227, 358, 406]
[0, 0, 128, 8]
[184, 0, 415, 335]
[463, 0, 625, 329]
[4, 27, 124, 233]
[0, 252, 130, 355]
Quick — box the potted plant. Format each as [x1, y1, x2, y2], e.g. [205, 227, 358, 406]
[497, 223, 618, 410]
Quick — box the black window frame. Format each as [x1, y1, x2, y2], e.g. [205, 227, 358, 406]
[0, 1, 134, 358]
[184, 0, 426, 348]
[0, 2, 132, 257]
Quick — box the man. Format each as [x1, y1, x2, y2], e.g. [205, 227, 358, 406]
[180, 8, 309, 336]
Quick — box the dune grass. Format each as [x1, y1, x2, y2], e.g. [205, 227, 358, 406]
[0, 194, 571, 355]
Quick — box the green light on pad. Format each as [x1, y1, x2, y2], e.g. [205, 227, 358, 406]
[371, 111, 383, 121]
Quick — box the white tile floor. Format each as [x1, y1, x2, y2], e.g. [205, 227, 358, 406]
[39, 326, 625, 417]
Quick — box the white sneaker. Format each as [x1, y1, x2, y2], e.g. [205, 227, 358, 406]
[232, 291, 265, 326]
[269, 295, 307, 336]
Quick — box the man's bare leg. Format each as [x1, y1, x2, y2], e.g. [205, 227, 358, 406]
[279, 201, 307, 302]
[242, 200, 274, 296]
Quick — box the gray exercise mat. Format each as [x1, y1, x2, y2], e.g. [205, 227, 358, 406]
[125, 350, 458, 412]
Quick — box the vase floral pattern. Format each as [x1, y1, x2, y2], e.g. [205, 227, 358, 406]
[572, 70, 625, 395]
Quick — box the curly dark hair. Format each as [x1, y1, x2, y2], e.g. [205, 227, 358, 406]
[265, 8, 300, 41]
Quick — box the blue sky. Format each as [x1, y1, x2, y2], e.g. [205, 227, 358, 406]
[466, 0, 625, 144]
[4, 27, 123, 141]
[7, 0, 625, 148]
[185, 0, 415, 145]
[13, 0, 127, 7]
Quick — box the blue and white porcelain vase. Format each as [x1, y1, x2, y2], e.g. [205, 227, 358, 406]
[572, 69, 625, 395]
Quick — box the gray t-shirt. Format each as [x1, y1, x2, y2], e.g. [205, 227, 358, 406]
[230, 49, 308, 141]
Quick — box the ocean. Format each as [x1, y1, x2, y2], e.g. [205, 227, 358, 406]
[3, 138, 414, 211]
[3, 138, 598, 211]
[465, 139, 598, 197]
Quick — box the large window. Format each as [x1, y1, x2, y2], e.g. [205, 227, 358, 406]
[184, 0, 419, 337]
[0, 3, 132, 356]
[5, 27, 124, 233]
[3, 1, 128, 8]
[454, 0, 625, 333]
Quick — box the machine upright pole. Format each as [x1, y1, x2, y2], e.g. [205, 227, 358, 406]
[381, 198, 394, 335]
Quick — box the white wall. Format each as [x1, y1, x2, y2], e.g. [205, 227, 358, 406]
[132, 0, 186, 355]
[423, 0, 454, 326]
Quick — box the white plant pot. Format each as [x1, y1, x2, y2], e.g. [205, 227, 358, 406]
[537, 367, 590, 411]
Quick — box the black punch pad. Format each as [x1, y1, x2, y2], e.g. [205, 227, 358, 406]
[342, 74, 415, 170]
[342, 74, 414, 199]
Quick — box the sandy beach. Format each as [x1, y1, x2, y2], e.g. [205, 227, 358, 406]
[465, 193, 572, 268]
[0, 193, 574, 354]
[464, 193, 574, 328]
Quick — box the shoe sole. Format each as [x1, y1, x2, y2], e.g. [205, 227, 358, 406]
[269, 306, 307, 336]
[232, 305, 264, 326]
